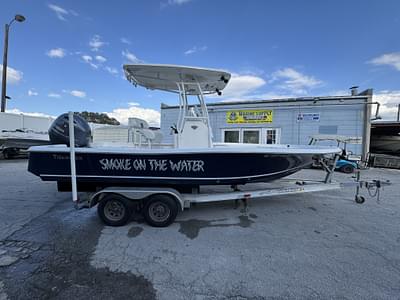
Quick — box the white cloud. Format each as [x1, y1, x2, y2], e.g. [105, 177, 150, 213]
[250, 92, 297, 100]
[219, 92, 296, 103]
[184, 45, 207, 55]
[70, 90, 86, 98]
[48, 93, 61, 98]
[82, 55, 92, 62]
[161, 0, 192, 7]
[89, 35, 106, 51]
[220, 73, 266, 99]
[105, 66, 118, 75]
[271, 68, 322, 94]
[122, 49, 142, 63]
[69, 10, 79, 17]
[82, 55, 116, 75]
[95, 55, 107, 63]
[28, 89, 38, 96]
[46, 48, 66, 58]
[328, 90, 350, 97]
[48, 4, 78, 21]
[128, 102, 140, 106]
[107, 105, 160, 126]
[6, 108, 55, 118]
[48, 4, 68, 21]
[0, 65, 23, 84]
[369, 52, 400, 71]
[120, 37, 131, 45]
[169, 0, 192, 4]
[60, 89, 86, 98]
[81, 55, 99, 69]
[373, 90, 400, 120]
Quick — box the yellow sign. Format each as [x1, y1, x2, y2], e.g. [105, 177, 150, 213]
[226, 110, 273, 124]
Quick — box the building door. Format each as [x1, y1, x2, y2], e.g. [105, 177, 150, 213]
[263, 128, 281, 144]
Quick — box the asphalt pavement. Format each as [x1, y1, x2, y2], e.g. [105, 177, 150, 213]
[0, 159, 399, 299]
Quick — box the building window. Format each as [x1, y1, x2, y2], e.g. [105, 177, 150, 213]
[222, 128, 279, 144]
[223, 130, 240, 143]
[319, 125, 338, 134]
[243, 130, 260, 144]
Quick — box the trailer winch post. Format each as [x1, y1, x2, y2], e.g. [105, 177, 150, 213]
[68, 111, 78, 203]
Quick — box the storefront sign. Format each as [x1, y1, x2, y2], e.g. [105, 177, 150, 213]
[297, 113, 320, 122]
[226, 110, 273, 124]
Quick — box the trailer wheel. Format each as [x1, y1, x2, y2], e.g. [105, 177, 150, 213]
[97, 194, 133, 226]
[340, 165, 355, 174]
[355, 195, 365, 204]
[143, 194, 178, 227]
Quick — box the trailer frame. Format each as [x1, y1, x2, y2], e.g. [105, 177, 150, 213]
[66, 114, 390, 227]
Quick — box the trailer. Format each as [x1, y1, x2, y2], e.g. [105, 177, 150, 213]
[72, 172, 388, 227]
[65, 113, 390, 227]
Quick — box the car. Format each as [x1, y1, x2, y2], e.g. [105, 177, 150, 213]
[336, 159, 358, 173]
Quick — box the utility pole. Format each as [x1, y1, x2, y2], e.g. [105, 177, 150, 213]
[1, 14, 26, 112]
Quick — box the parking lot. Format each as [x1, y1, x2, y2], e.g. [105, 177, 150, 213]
[0, 159, 399, 299]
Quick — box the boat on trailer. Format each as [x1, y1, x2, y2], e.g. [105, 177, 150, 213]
[28, 64, 341, 191]
[30, 64, 393, 227]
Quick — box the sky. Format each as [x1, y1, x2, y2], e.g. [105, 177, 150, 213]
[1, 0, 400, 125]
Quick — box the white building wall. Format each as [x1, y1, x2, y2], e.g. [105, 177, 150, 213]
[0, 112, 54, 133]
[160, 98, 366, 155]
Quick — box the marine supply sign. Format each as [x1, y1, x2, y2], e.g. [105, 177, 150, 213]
[226, 110, 273, 124]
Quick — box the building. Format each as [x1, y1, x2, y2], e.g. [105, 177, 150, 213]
[92, 117, 162, 145]
[160, 89, 375, 159]
[0, 112, 54, 133]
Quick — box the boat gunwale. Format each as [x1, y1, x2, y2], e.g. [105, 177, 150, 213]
[28, 144, 342, 155]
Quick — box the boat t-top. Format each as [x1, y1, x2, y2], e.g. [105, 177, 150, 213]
[28, 64, 342, 191]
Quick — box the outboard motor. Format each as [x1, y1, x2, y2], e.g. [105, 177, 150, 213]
[49, 113, 91, 147]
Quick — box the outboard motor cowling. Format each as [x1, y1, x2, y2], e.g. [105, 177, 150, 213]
[49, 113, 91, 147]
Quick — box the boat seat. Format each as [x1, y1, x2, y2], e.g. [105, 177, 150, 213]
[179, 119, 210, 148]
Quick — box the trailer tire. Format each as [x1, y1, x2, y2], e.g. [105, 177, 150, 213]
[143, 194, 178, 227]
[355, 195, 365, 204]
[340, 165, 355, 174]
[97, 194, 133, 226]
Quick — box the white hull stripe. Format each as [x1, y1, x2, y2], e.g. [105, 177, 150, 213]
[39, 164, 309, 181]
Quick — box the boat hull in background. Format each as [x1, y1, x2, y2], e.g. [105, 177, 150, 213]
[0, 138, 50, 150]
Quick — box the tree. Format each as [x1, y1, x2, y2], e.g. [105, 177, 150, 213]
[76, 111, 120, 125]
